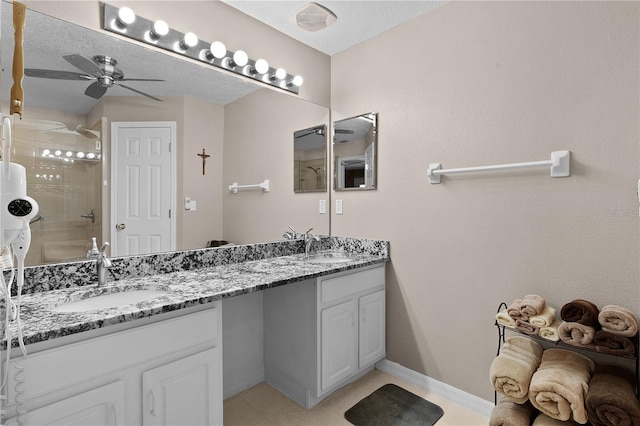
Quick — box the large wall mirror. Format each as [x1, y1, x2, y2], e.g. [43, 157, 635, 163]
[1, 1, 329, 266]
[293, 125, 327, 192]
[333, 112, 377, 191]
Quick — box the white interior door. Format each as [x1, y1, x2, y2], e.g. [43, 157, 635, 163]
[111, 122, 176, 257]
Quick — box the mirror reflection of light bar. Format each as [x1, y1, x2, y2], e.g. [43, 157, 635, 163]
[41, 149, 101, 162]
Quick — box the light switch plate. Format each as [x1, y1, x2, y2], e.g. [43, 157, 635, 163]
[319, 199, 326, 214]
[184, 197, 191, 210]
[336, 199, 343, 215]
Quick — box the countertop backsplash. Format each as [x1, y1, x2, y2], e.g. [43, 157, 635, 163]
[19, 236, 390, 295]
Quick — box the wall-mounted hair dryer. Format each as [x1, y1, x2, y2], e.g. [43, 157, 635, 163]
[1, 116, 38, 254]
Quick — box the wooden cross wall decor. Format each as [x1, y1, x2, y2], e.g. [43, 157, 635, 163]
[197, 149, 211, 175]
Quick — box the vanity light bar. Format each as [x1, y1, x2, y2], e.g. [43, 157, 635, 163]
[102, 3, 302, 95]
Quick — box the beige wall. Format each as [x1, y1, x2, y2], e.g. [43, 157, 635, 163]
[223, 89, 330, 243]
[331, 1, 639, 401]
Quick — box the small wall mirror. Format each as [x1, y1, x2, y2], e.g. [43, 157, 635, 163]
[333, 113, 377, 191]
[294, 125, 327, 192]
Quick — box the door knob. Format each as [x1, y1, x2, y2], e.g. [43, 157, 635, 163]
[116, 223, 126, 231]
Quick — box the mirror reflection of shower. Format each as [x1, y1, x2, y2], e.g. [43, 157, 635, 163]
[293, 124, 327, 192]
[10, 118, 103, 266]
[307, 166, 322, 189]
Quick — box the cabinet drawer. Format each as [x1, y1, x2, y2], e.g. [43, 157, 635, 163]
[6, 305, 220, 404]
[5, 381, 125, 426]
[320, 265, 384, 304]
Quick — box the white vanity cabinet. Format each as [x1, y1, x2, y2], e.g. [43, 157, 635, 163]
[142, 347, 220, 425]
[2, 304, 222, 426]
[264, 264, 385, 409]
[5, 381, 125, 426]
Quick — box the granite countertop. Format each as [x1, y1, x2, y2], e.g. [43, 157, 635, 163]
[4, 251, 387, 349]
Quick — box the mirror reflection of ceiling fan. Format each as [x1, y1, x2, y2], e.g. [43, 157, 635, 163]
[44, 122, 99, 139]
[24, 54, 165, 101]
[294, 127, 325, 138]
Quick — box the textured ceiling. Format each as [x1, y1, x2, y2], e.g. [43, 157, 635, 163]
[221, 1, 446, 55]
[0, 1, 258, 115]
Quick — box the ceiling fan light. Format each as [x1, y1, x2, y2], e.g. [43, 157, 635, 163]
[294, 3, 336, 32]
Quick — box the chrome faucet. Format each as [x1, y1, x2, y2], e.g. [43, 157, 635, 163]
[282, 226, 297, 240]
[96, 242, 112, 286]
[304, 229, 320, 258]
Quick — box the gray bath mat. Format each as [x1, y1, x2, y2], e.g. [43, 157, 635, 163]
[345, 383, 444, 426]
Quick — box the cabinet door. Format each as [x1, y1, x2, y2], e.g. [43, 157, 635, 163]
[321, 300, 357, 392]
[359, 290, 386, 368]
[5, 381, 124, 426]
[142, 347, 222, 426]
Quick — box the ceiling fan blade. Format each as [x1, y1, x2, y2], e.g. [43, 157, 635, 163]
[24, 68, 93, 80]
[117, 83, 163, 102]
[120, 78, 166, 82]
[63, 54, 104, 78]
[76, 128, 99, 139]
[85, 81, 108, 99]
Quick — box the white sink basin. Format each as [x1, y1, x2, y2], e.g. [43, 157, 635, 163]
[51, 286, 169, 313]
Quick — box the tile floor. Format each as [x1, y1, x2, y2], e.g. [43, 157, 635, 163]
[223, 369, 489, 425]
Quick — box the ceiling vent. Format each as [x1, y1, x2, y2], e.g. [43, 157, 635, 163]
[295, 3, 337, 32]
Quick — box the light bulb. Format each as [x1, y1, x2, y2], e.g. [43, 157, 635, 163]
[291, 75, 303, 86]
[232, 50, 249, 67]
[179, 32, 198, 50]
[209, 41, 226, 59]
[150, 20, 169, 40]
[42, 149, 50, 156]
[274, 68, 287, 80]
[76, 152, 85, 159]
[65, 151, 73, 157]
[253, 59, 269, 74]
[87, 153, 96, 159]
[55, 150, 62, 156]
[117, 7, 135, 27]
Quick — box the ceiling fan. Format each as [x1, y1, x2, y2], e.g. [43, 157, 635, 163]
[43, 122, 100, 139]
[24, 54, 164, 101]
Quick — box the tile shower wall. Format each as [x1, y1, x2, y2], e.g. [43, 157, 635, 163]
[12, 121, 102, 265]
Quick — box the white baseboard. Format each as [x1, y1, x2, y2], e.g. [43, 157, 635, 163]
[375, 359, 493, 418]
[223, 367, 265, 399]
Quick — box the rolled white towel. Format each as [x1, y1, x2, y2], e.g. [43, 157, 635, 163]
[496, 309, 516, 327]
[539, 319, 561, 342]
[529, 306, 557, 327]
